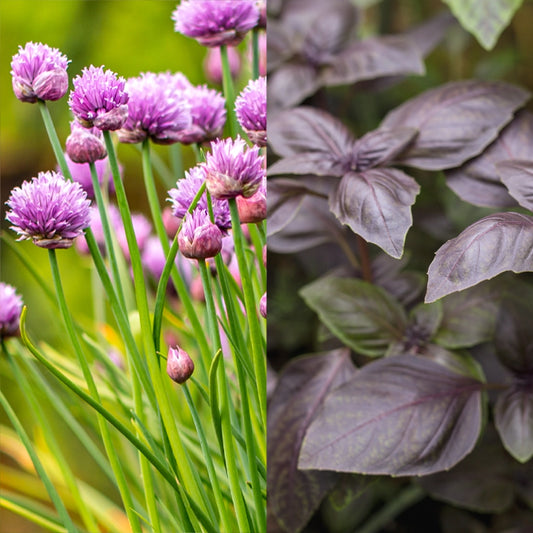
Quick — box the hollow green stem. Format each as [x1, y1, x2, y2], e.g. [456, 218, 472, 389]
[4, 345, 99, 532]
[228, 199, 266, 426]
[198, 259, 251, 533]
[251, 28, 260, 80]
[48, 249, 142, 533]
[182, 384, 234, 533]
[104, 131, 214, 527]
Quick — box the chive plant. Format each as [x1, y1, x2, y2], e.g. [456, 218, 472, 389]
[2, 2, 266, 532]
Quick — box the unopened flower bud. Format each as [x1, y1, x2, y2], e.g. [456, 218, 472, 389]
[167, 346, 195, 384]
[66, 121, 107, 164]
[178, 209, 223, 260]
[236, 178, 266, 223]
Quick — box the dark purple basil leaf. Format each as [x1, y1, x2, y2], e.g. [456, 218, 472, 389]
[268, 194, 341, 253]
[299, 276, 407, 357]
[268, 106, 356, 158]
[329, 169, 420, 259]
[323, 35, 425, 88]
[351, 127, 418, 171]
[268, 63, 321, 112]
[268, 177, 337, 237]
[445, 110, 533, 208]
[495, 382, 533, 463]
[299, 355, 484, 476]
[425, 213, 533, 302]
[268, 153, 346, 177]
[497, 159, 533, 212]
[420, 428, 516, 513]
[433, 282, 500, 348]
[304, 1, 358, 60]
[382, 81, 530, 170]
[268, 349, 357, 533]
[419, 345, 486, 380]
[408, 300, 443, 341]
[494, 282, 533, 373]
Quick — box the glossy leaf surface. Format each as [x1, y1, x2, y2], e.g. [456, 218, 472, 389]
[300, 277, 407, 357]
[426, 213, 533, 302]
[268, 350, 357, 533]
[382, 81, 530, 170]
[329, 169, 420, 258]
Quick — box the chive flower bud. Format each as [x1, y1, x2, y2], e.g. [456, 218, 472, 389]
[203, 136, 265, 200]
[6, 171, 91, 249]
[172, 0, 260, 47]
[10, 42, 69, 103]
[178, 208, 223, 259]
[65, 121, 107, 165]
[167, 346, 195, 384]
[168, 166, 231, 232]
[0, 283, 23, 339]
[236, 176, 266, 223]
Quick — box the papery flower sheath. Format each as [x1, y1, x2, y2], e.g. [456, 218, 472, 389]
[172, 0, 260, 47]
[0, 282, 23, 338]
[6, 171, 91, 249]
[176, 85, 226, 145]
[11, 42, 69, 103]
[117, 72, 191, 145]
[168, 166, 231, 231]
[65, 121, 107, 165]
[69, 65, 129, 130]
[235, 76, 266, 146]
[203, 136, 265, 199]
[178, 208, 223, 259]
[167, 346, 195, 384]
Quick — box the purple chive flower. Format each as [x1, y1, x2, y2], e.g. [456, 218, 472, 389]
[203, 136, 265, 199]
[11, 42, 69, 103]
[167, 346, 195, 384]
[172, 0, 260, 47]
[117, 72, 191, 145]
[0, 283, 23, 339]
[65, 121, 107, 165]
[176, 85, 226, 145]
[6, 171, 91, 249]
[69, 65, 129, 130]
[168, 166, 231, 232]
[178, 208, 223, 259]
[204, 46, 241, 85]
[235, 76, 266, 147]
